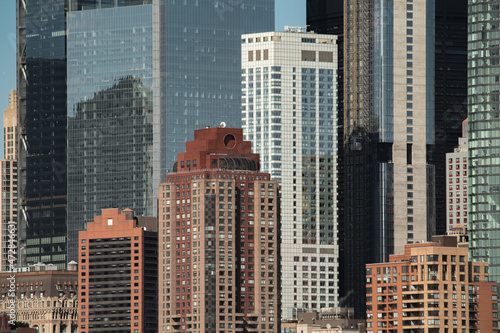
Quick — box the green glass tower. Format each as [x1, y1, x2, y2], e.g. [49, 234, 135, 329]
[468, 0, 500, 280]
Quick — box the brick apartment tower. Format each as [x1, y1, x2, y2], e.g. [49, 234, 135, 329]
[78, 208, 158, 333]
[366, 236, 499, 333]
[158, 127, 280, 333]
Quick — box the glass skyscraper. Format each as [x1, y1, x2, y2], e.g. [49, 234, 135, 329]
[468, 0, 500, 282]
[17, 0, 68, 268]
[65, 0, 274, 261]
[66, 3, 157, 262]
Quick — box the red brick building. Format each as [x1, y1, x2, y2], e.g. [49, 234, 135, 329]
[366, 235, 498, 333]
[78, 208, 158, 333]
[158, 127, 280, 333]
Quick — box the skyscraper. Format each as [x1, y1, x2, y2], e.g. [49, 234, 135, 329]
[0, 91, 18, 271]
[307, 0, 468, 316]
[241, 30, 338, 318]
[17, 0, 68, 268]
[468, 0, 500, 283]
[78, 208, 158, 333]
[65, 0, 274, 262]
[66, 1, 157, 262]
[158, 127, 280, 333]
[306, 0, 436, 316]
[344, 0, 436, 316]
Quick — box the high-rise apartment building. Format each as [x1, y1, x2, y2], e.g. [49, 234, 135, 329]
[366, 236, 499, 333]
[241, 30, 338, 319]
[0, 91, 18, 271]
[64, 0, 274, 262]
[468, 0, 500, 283]
[158, 127, 280, 333]
[446, 119, 468, 232]
[78, 208, 158, 333]
[17, 0, 68, 268]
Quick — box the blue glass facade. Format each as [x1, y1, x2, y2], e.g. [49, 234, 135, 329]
[67, 5, 156, 261]
[66, 0, 274, 261]
[162, 0, 275, 168]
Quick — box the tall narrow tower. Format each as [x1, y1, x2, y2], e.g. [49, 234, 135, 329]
[343, 0, 436, 315]
[17, 0, 68, 268]
[241, 29, 339, 318]
[158, 127, 280, 333]
[468, 0, 500, 283]
[0, 91, 18, 271]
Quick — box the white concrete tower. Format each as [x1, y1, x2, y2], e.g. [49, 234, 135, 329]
[241, 29, 339, 319]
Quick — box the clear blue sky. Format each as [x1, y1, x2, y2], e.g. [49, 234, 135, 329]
[0, 1, 16, 116]
[0, 0, 305, 142]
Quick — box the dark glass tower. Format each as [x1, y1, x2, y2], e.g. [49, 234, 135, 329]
[433, 0, 468, 236]
[307, 0, 467, 317]
[65, 0, 274, 261]
[17, 0, 68, 268]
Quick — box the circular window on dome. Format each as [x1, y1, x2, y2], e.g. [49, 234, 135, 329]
[224, 134, 236, 149]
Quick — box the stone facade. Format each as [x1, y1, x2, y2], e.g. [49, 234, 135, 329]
[0, 268, 78, 333]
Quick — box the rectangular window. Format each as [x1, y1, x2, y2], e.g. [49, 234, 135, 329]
[407, 144, 412, 165]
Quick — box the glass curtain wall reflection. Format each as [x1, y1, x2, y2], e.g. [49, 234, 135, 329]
[468, 0, 500, 283]
[161, 0, 275, 170]
[67, 4, 156, 261]
[66, 0, 274, 261]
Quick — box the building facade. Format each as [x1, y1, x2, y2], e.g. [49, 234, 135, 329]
[468, 0, 500, 284]
[432, 0, 468, 236]
[64, 0, 275, 262]
[0, 265, 78, 333]
[366, 237, 499, 333]
[17, 0, 68, 268]
[306, 0, 438, 316]
[0, 91, 18, 271]
[446, 119, 468, 232]
[78, 208, 158, 333]
[305, 3, 346, 311]
[3, 91, 17, 161]
[66, 2, 157, 262]
[158, 127, 280, 333]
[306, 0, 468, 316]
[241, 30, 338, 319]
